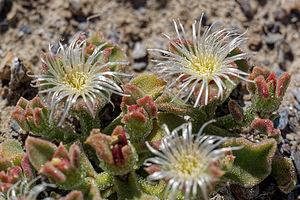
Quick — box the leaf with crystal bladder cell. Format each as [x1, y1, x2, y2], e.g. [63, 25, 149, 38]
[222, 138, 277, 187]
[25, 137, 57, 171]
[0, 140, 23, 158]
[0, 139, 25, 166]
[271, 154, 296, 194]
[130, 74, 165, 99]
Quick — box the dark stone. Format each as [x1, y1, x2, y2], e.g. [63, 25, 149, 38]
[292, 89, 300, 103]
[236, 0, 254, 20]
[231, 184, 259, 200]
[127, 0, 146, 9]
[273, 8, 289, 24]
[288, 121, 297, 133]
[276, 40, 294, 70]
[265, 34, 277, 49]
[249, 40, 262, 51]
[0, 21, 8, 33]
[19, 25, 31, 35]
[266, 20, 280, 33]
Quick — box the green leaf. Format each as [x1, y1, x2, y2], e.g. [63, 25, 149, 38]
[222, 138, 276, 187]
[130, 74, 165, 99]
[157, 113, 185, 132]
[0, 139, 23, 158]
[271, 154, 296, 194]
[25, 137, 57, 171]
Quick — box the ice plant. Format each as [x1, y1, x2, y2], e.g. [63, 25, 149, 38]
[144, 121, 238, 199]
[30, 33, 129, 126]
[150, 13, 253, 107]
[7, 13, 296, 199]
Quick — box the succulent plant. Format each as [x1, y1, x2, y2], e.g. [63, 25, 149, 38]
[5, 14, 296, 200]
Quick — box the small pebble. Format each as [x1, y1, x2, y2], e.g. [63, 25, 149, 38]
[236, 0, 254, 19]
[51, 42, 60, 54]
[78, 22, 88, 31]
[9, 58, 26, 90]
[69, 0, 82, 15]
[277, 109, 289, 130]
[288, 121, 297, 132]
[286, 133, 296, 141]
[291, 150, 300, 174]
[19, 25, 31, 37]
[281, 143, 291, 154]
[294, 103, 300, 111]
[11, 120, 21, 135]
[292, 89, 300, 103]
[133, 62, 147, 72]
[132, 42, 147, 60]
[265, 34, 278, 48]
[273, 8, 288, 23]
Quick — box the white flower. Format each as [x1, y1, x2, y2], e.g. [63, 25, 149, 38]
[144, 121, 239, 199]
[150, 14, 254, 107]
[31, 34, 129, 126]
[6, 176, 55, 200]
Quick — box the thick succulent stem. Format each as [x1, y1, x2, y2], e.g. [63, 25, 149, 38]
[113, 172, 142, 199]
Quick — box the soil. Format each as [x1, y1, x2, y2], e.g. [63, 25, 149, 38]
[0, 0, 299, 199]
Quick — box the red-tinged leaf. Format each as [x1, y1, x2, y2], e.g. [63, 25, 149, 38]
[33, 108, 42, 126]
[86, 130, 114, 165]
[255, 76, 269, 99]
[40, 162, 66, 182]
[121, 84, 145, 111]
[0, 183, 13, 192]
[112, 126, 128, 146]
[277, 72, 291, 98]
[69, 144, 80, 169]
[61, 190, 84, 200]
[53, 144, 69, 160]
[21, 155, 34, 179]
[122, 111, 147, 124]
[266, 72, 277, 87]
[16, 97, 29, 109]
[25, 137, 57, 171]
[30, 96, 46, 109]
[7, 166, 21, 183]
[137, 96, 158, 117]
[251, 119, 280, 137]
[228, 99, 243, 122]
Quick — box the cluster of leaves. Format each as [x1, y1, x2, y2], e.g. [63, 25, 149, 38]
[0, 28, 295, 200]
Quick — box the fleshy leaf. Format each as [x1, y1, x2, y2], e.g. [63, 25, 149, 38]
[222, 138, 276, 187]
[130, 74, 165, 99]
[25, 137, 57, 171]
[271, 154, 296, 194]
[0, 140, 23, 158]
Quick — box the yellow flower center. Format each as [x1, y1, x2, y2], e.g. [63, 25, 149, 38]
[172, 152, 206, 177]
[188, 54, 221, 77]
[63, 71, 88, 91]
